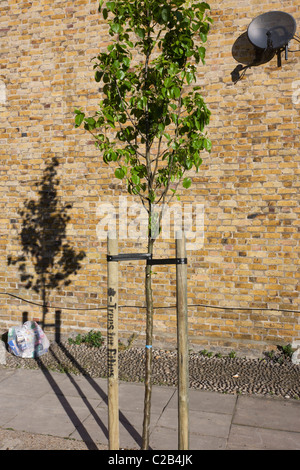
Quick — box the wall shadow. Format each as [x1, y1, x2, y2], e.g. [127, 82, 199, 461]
[231, 32, 276, 83]
[7, 157, 86, 327]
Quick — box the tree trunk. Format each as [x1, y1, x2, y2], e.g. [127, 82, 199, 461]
[142, 235, 154, 450]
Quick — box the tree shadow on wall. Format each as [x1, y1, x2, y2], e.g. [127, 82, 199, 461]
[7, 157, 86, 328]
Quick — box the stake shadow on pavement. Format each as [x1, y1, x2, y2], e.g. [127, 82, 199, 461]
[35, 313, 144, 450]
[35, 358, 101, 450]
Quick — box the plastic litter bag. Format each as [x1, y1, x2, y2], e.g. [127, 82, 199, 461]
[8, 321, 49, 358]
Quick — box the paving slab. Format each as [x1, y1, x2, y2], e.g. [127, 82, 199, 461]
[0, 368, 68, 397]
[150, 426, 228, 450]
[47, 373, 108, 401]
[157, 407, 232, 438]
[6, 392, 101, 438]
[228, 424, 300, 450]
[118, 381, 175, 413]
[0, 393, 38, 427]
[167, 388, 237, 414]
[233, 395, 300, 433]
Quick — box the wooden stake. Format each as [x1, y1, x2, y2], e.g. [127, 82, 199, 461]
[176, 231, 189, 450]
[107, 233, 119, 450]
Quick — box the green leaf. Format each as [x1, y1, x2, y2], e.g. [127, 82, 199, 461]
[103, 111, 115, 125]
[204, 138, 212, 151]
[111, 22, 121, 34]
[198, 46, 206, 63]
[185, 159, 193, 170]
[131, 173, 140, 185]
[122, 56, 130, 67]
[164, 77, 172, 88]
[200, 31, 208, 43]
[115, 168, 125, 179]
[194, 156, 203, 171]
[161, 7, 170, 22]
[106, 1, 115, 11]
[183, 177, 192, 189]
[186, 71, 194, 85]
[84, 117, 96, 130]
[157, 122, 165, 133]
[116, 69, 125, 80]
[173, 87, 181, 99]
[98, 0, 104, 13]
[135, 27, 145, 39]
[95, 70, 103, 82]
[74, 111, 85, 128]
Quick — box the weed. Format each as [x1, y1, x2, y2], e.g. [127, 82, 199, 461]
[264, 343, 294, 364]
[198, 349, 206, 356]
[118, 333, 137, 351]
[265, 350, 275, 359]
[199, 349, 213, 357]
[68, 330, 104, 348]
[278, 344, 294, 358]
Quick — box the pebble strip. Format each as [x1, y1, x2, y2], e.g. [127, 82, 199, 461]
[1, 342, 300, 400]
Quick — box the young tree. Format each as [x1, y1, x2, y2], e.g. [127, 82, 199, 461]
[75, 0, 212, 449]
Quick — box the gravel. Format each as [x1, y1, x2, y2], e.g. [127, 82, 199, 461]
[1, 341, 300, 400]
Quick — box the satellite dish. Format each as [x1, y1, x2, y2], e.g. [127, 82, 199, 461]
[248, 11, 296, 49]
[247, 11, 297, 66]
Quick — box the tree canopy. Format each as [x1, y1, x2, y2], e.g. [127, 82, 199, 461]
[75, 0, 212, 225]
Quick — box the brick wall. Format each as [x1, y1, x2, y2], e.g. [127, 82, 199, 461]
[0, 0, 299, 357]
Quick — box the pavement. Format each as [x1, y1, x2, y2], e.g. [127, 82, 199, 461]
[0, 367, 300, 451]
